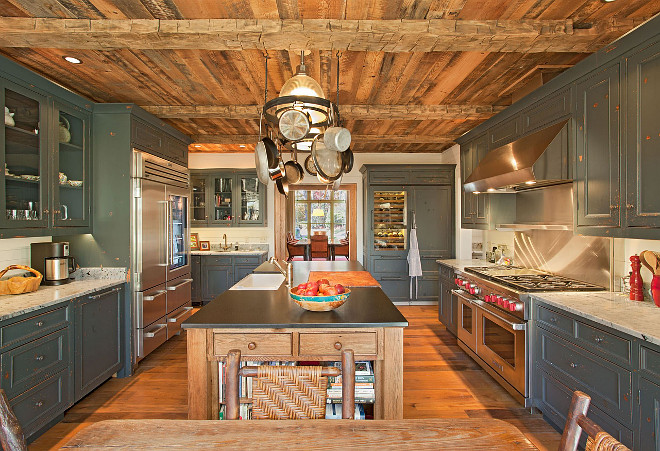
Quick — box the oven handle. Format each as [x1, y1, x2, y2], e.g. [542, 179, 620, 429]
[473, 300, 527, 331]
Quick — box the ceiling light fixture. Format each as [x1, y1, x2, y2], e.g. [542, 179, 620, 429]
[525, 181, 537, 185]
[63, 56, 81, 64]
[239, 144, 246, 148]
[194, 144, 202, 148]
[312, 208, 325, 217]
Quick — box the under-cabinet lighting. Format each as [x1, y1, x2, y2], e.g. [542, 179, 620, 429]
[63, 56, 81, 64]
[473, 191, 481, 194]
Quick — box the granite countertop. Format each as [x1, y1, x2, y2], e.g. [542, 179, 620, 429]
[0, 279, 126, 322]
[192, 250, 268, 256]
[183, 260, 408, 329]
[436, 259, 499, 272]
[530, 291, 660, 346]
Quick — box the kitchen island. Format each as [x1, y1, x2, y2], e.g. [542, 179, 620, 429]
[182, 261, 408, 420]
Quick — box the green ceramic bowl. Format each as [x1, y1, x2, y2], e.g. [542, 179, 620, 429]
[289, 288, 351, 311]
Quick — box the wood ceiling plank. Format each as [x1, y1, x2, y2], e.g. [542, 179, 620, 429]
[191, 133, 457, 144]
[139, 0, 183, 19]
[0, 0, 30, 16]
[86, 0, 132, 19]
[418, 51, 489, 104]
[94, 0, 154, 19]
[249, 0, 281, 19]
[354, 52, 386, 102]
[4, 0, 73, 17]
[170, 0, 230, 18]
[276, 0, 300, 19]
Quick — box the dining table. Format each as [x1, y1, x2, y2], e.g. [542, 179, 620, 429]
[60, 418, 538, 449]
[291, 239, 343, 260]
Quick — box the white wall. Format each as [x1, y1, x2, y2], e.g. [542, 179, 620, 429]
[0, 236, 52, 277]
[613, 238, 660, 295]
[189, 149, 462, 263]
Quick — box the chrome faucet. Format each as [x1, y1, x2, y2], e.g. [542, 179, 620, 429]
[222, 233, 230, 251]
[269, 256, 292, 287]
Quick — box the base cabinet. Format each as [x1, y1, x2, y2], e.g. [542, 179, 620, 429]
[437, 265, 457, 335]
[193, 254, 267, 305]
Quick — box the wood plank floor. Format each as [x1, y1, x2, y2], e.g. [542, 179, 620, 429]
[29, 305, 561, 450]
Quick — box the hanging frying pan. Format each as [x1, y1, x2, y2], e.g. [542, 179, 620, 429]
[279, 109, 310, 142]
[283, 146, 305, 184]
[312, 138, 343, 182]
[254, 141, 271, 185]
[263, 137, 280, 169]
[276, 177, 289, 196]
[305, 154, 317, 176]
[342, 147, 354, 173]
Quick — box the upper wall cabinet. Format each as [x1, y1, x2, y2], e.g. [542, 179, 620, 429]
[460, 134, 489, 229]
[0, 77, 92, 238]
[625, 40, 660, 232]
[522, 88, 572, 134]
[131, 118, 188, 167]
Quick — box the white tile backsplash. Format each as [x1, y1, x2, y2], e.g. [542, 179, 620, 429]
[613, 237, 660, 297]
[0, 236, 52, 278]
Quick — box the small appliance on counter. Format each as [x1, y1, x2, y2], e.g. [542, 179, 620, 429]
[30, 242, 76, 286]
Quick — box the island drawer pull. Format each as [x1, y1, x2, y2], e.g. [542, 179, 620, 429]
[334, 342, 342, 350]
[35, 401, 44, 408]
[247, 342, 257, 350]
[35, 321, 44, 327]
[594, 337, 603, 343]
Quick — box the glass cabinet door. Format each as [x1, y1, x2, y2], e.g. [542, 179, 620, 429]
[210, 176, 233, 225]
[372, 189, 407, 251]
[236, 175, 262, 225]
[52, 103, 90, 227]
[2, 82, 48, 228]
[191, 175, 208, 225]
[169, 192, 188, 270]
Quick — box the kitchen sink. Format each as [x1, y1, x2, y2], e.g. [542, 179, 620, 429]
[229, 273, 285, 290]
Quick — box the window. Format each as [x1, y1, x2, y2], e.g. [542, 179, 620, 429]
[294, 190, 347, 241]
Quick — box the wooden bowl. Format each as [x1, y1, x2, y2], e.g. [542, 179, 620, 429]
[289, 288, 351, 312]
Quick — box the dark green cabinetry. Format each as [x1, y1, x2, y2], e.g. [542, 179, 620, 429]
[460, 134, 489, 229]
[131, 117, 187, 167]
[521, 88, 572, 134]
[638, 378, 660, 451]
[191, 170, 266, 227]
[575, 64, 621, 232]
[437, 263, 457, 335]
[74, 286, 122, 400]
[193, 253, 267, 305]
[361, 165, 455, 304]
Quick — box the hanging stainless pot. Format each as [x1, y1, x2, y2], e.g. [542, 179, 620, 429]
[305, 154, 317, 176]
[254, 141, 271, 185]
[312, 138, 343, 182]
[264, 137, 286, 181]
[284, 160, 303, 184]
[323, 127, 351, 152]
[332, 173, 343, 191]
[279, 109, 310, 142]
[276, 177, 289, 196]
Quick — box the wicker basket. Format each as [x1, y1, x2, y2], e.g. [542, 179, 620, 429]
[0, 265, 42, 295]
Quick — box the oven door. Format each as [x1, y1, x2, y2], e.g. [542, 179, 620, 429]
[474, 302, 527, 396]
[453, 289, 478, 353]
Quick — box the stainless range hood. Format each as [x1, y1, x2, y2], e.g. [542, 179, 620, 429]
[464, 120, 569, 193]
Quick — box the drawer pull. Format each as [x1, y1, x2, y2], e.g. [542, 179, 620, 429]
[144, 324, 166, 338]
[167, 279, 193, 291]
[36, 321, 44, 327]
[167, 307, 193, 323]
[334, 342, 342, 350]
[35, 401, 43, 408]
[247, 342, 257, 350]
[594, 337, 603, 343]
[570, 362, 578, 368]
[35, 355, 44, 361]
[549, 317, 557, 323]
[143, 290, 166, 301]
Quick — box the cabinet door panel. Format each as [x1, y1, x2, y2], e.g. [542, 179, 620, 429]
[202, 264, 233, 303]
[639, 378, 660, 451]
[473, 135, 489, 224]
[522, 89, 571, 133]
[626, 41, 660, 228]
[460, 146, 473, 225]
[489, 115, 521, 148]
[575, 64, 621, 229]
[191, 255, 201, 304]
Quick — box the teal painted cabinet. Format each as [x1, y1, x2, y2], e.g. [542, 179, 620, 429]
[460, 134, 489, 229]
[196, 254, 267, 305]
[437, 263, 457, 335]
[190, 170, 266, 227]
[638, 378, 660, 451]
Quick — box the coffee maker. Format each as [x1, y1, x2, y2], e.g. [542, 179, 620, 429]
[30, 242, 76, 285]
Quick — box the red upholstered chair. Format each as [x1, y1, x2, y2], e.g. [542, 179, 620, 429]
[310, 235, 329, 260]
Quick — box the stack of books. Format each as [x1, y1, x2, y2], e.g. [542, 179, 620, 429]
[326, 361, 375, 405]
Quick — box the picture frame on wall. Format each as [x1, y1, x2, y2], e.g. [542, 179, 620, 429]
[199, 240, 211, 251]
[191, 233, 200, 251]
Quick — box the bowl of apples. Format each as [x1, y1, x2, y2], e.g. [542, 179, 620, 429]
[290, 278, 351, 312]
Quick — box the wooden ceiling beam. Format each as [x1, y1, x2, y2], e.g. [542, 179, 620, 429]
[142, 104, 506, 120]
[191, 134, 458, 144]
[0, 18, 644, 53]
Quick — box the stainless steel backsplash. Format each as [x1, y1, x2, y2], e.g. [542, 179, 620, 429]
[513, 230, 612, 289]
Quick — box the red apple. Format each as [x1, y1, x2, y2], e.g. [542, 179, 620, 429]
[318, 283, 330, 293]
[305, 290, 316, 296]
[325, 287, 338, 296]
[306, 282, 319, 290]
[297, 283, 307, 292]
[335, 284, 346, 294]
[317, 278, 330, 286]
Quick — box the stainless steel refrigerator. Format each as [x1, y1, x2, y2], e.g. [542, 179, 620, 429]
[131, 150, 193, 362]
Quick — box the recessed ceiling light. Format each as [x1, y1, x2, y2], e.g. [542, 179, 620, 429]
[239, 145, 246, 148]
[194, 144, 202, 148]
[63, 56, 81, 64]
[601, 0, 616, 2]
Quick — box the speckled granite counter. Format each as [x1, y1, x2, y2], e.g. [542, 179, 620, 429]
[436, 259, 498, 272]
[0, 279, 125, 322]
[192, 250, 267, 256]
[530, 291, 660, 346]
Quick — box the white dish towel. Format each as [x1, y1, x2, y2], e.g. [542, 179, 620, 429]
[407, 228, 423, 299]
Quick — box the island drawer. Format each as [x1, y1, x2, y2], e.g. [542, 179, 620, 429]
[640, 345, 660, 379]
[234, 256, 261, 265]
[1, 305, 69, 349]
[298, 332, 378, 357]
[575, 321, 631, 365]
[214, 333, 293, 357]
[536, 304, 574, 336]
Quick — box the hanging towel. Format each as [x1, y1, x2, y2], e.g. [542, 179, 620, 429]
[407, 227, 423, 299]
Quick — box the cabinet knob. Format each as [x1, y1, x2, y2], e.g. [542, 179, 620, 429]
[36, 321, 44, 327]
[334, 342, 342, 350]
[594, 337, 603, 343]
[570, 362, 578, 368]
[549, 317, 557, 323]
[627, 203, 635, 209]
[247, 342, 256, 350]
[35, 355, 44, 361]
[610, 205, 618, 210]
[35, 401, 43, 408]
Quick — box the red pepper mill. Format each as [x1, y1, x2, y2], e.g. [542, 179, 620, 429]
[630, 255, 644, 301]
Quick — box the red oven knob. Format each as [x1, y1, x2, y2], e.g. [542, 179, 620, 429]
[484, 295, 491, 303]
[454, 278, 461, 285]
[509, 302, 523, 312]
[502, 299, 510, 309]
[495, 296, 503, 306]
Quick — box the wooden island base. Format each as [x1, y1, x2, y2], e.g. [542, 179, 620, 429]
[187, 326, 404, 420]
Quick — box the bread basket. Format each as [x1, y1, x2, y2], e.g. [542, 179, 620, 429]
[0, 265, 42, 295]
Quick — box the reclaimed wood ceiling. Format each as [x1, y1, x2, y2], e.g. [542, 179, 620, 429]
[0, 0, 658, 153]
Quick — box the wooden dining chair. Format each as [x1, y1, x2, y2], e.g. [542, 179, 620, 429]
[286, 232, 298, 243]
[333, 232, 350, 260]
[310, 235, 329, 260]
[558, 391, 630, 451]
[0, 389, 27, 451]
[225, 349, 355, 420]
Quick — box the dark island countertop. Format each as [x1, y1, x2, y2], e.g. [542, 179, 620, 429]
[182, 261, 408, 329]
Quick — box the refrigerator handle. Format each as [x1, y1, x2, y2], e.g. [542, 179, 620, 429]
[158, 200, 169, 267]
[166, 198, 172, 269]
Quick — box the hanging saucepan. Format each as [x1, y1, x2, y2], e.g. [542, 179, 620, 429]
[323, 127, 351, 152]
[254, 141, 271, 185]
[312, 138, 343, 182]
[304, 154, 317, 176]
[263, 137, 286, 181]
[276, 178, 289, 196]
[342, 147, 354, 173]
[279, 109, 310, 142]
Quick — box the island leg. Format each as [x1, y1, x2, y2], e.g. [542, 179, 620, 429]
[375, 327, 404, 419]
[187, 329, 215, 419]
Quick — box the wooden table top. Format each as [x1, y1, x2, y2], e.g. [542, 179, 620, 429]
[61, 418, 537, 450]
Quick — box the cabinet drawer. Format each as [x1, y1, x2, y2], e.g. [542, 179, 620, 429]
[1, 329, 69, 399]
[522, 88, 571, 133]
[536, 304, 574, 336]
[369, 171, 409, 184]
[439, 263, 454, 280]
[640, 345, 660, 379]
[234, 256, 261, 265]
[139, 320, 167, 360]
[213, 333, 293, 357]
[299, 332, 378, 357]
[372, 257, 408, 274]
[538, 331, 632, 424]
[205, 256, 233, 265]
[10, 370, 70, 438]
[138, 284, 167, 328]
[1, 306, 69, 348]
[166, 304, 193, 339]
[131, 119, 163, 152]
[411, 170, 452, 185]
[575, 321, 632, 366]
[167, 276, 192, 313]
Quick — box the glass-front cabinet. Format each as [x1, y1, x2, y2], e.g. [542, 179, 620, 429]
[2, 82, 49, 229]
[52, 102, 90, 227]
[189, 170, 266, 227]
[372, 189, 407, 251]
